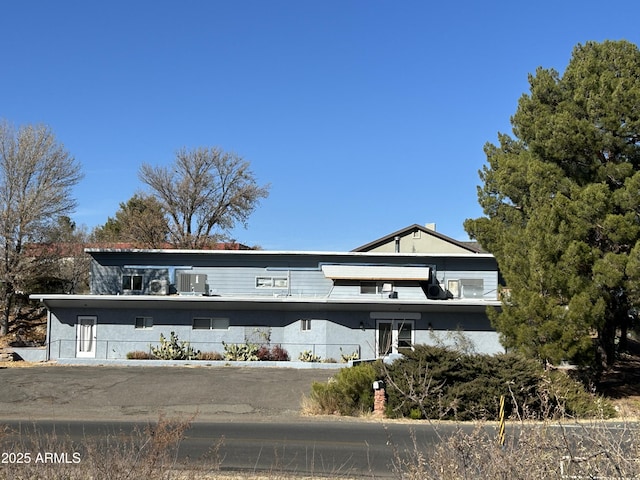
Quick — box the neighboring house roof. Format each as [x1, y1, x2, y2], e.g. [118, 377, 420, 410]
[352, 224, 485, 254]
[25, 241, 254, 257]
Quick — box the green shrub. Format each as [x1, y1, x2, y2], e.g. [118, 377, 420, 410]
[150, 332, 199, 360]
[310, 362, 379, 415]
[375, 345, 615, 421]
[543, 369, 616, 418]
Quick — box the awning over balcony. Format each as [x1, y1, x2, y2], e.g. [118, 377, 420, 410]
[321, 265, 430, 281]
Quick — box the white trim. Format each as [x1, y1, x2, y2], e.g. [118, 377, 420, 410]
[86, 248, 495, 259]
[370, 311, 421, 320]
[322, 265, 430, 280]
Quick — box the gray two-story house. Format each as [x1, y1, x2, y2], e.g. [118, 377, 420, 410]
[29, 225, 503, 362]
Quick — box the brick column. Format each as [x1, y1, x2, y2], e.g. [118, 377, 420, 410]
[373, 388, 386, 417]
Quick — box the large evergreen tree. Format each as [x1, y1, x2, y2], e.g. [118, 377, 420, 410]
[465, 40, 640, 370]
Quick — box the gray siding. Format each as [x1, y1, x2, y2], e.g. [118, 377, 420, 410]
[45, 302, 502, 361]
[42, 249, 503, 362]
[89, 251, 498, 301]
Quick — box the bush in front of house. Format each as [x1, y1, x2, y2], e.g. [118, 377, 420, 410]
[305, 345, 615, 420]
[309, 362, 378, 415]
[257, 344, 290, 361]
[378, 345, 615, 421]
[150, 331, 200, 360]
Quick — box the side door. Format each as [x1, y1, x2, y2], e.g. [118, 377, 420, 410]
[76, 316, 97, 358]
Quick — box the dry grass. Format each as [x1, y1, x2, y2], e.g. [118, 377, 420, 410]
[0, 414, 224, 480]
[0, 415, 362, 480]
[389, 419, 640, 480]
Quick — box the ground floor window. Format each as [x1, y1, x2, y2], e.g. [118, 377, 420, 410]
[135, 316, 153, 329]
[300, 319, 311, 331]
[192, 317, 229, 330]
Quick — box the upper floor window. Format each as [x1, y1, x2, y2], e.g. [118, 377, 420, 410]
[461, 279, 484, 298]
[360, 282, 394, 295]
[122, 274, 143, 291]
[256, 276, 288, 289]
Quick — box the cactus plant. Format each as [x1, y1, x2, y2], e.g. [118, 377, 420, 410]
[298, 350, 321, 362]
[222, 341, 259, 361]
[150, 331, 200, 360]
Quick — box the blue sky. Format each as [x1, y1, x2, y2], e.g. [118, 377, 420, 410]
[2, 1, 639, 251]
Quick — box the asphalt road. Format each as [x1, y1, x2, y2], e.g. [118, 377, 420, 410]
[0, 418, 454, 477]
[0, 364, 434, 477]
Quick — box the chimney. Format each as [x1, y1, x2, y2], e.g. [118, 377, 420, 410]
[425, 223, 436, 231]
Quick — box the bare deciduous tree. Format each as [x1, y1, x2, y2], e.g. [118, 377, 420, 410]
[35, 216, 91, 294]
[139, 147, 269, 249]
[0, 121, 83, 335]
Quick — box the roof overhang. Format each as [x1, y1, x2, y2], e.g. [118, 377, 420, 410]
[31, 294, 500, 313]
[321, 265, 430, 281]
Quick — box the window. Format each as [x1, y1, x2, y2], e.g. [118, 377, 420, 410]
[301, 319, 311, 331]
[122, 274, 143, 291]
[461, 279, 484, 298]
[193, 318, 210, 330]
[360, 282, 377, 294]
[447, 279, 461, 298]
[397, 322, 413, 351]
[376, 319, 414, 356]
[192, 317, 229, 330]
[256, 276, 288, 289]
[360, 282, 393, 294]
[135, 317, 153, 329]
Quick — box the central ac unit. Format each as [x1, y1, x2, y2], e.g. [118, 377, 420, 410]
[149, 279, 169, 295]
[177, 273, 207, 294]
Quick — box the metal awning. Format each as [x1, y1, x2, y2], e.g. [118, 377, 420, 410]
[321, 265, 430, 280]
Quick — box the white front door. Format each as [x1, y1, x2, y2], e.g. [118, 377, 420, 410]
[76, 316, 97, 358]
[376, 319, 414, 356]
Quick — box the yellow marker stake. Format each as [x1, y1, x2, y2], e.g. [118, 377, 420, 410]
[498, 395, 505, 446]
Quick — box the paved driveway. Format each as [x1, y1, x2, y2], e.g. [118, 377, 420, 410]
[0, 365, 339, 422]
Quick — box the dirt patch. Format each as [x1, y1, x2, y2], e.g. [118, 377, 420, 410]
[598, 338, 640, 418]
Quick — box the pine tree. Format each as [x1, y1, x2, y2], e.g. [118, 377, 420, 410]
[465, 40, 640, 371]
